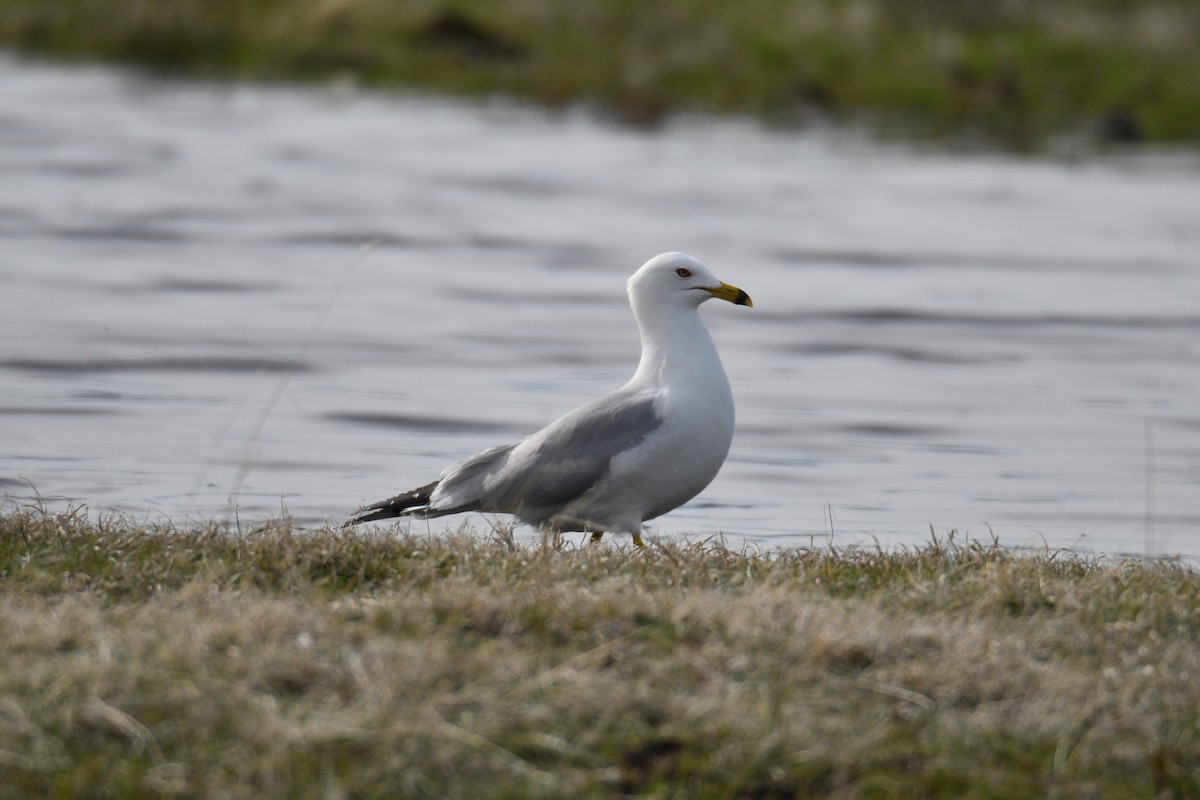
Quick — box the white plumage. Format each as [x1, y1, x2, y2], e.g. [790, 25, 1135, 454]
[348, 252, 752, 545]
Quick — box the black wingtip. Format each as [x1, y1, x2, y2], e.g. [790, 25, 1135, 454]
[345, 480, 440, 527]
[343, 506, 395, 527]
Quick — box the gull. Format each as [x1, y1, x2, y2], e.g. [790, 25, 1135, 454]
[347, 252, 752, 546]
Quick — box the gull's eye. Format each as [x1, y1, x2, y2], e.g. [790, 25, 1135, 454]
[675, 267, 692, 278]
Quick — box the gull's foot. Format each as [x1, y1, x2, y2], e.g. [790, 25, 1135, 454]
[589, 531, 604, 544]
[632, 531, 646, 549]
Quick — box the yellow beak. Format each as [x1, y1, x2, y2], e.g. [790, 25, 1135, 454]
[707, 281, 753, 308]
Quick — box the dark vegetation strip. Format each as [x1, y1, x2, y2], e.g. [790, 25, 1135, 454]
[2, 0, 1199, 148]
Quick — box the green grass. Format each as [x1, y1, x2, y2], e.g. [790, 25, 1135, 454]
[1, 0, 1199, 148]
[1, 506, 1198, 797]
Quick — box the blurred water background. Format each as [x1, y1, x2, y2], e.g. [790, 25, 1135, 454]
[2, 57, 1198, 556]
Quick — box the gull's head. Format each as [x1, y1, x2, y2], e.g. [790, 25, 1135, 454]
[627, 252, 753, 311]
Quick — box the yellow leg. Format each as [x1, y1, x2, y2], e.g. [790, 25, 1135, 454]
[588, 530, 644, 548]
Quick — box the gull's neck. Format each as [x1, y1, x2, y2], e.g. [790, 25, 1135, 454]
[628, 298, 727, 391]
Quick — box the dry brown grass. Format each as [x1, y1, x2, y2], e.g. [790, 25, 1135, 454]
[1, 506, 1198, 797]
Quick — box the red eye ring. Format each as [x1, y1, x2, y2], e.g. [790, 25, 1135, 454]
[675, 267, 692, 277]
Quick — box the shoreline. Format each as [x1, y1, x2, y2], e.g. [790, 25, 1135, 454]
[2, 0, 1198, 150]
[2, 508, 1197, 796]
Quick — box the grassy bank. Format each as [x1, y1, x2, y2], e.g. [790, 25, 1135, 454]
[2, 0, 1199, 148]
[1, 508, 1198, 797]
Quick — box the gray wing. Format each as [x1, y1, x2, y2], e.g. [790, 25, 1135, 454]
[438, 392, 662, 523]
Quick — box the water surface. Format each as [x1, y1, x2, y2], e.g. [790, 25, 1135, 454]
[2, 58, 1198, 557]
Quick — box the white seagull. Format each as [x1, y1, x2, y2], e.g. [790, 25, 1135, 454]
[347, 252, 752, 546]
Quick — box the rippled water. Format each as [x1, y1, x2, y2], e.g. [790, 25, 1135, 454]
[3, 57, 1198, 557]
